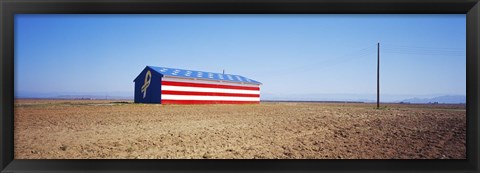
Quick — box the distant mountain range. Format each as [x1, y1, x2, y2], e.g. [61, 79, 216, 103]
[399, 95, 466, 104]
[16, 91, 133, 100]
[55, 95, 133, 100]
[16, 91, 465, 104]
[261, 93, 466, 104]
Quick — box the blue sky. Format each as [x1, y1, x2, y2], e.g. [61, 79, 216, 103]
[14, 14, 466, 101]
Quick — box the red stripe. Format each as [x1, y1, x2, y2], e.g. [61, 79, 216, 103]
[162, 81, 259, 91]
[161, 100, 260, 104]
[161, 90, 259, 97]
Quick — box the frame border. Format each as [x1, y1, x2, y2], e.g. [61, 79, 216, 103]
[1, 0, 479, 172]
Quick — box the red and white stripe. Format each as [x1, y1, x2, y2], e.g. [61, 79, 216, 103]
[161, 77, 260, 104]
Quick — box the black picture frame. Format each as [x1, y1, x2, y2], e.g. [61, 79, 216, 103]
[1, 0, 479, 172]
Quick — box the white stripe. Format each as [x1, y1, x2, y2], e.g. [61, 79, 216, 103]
[162, 95, 260, 101]
[162, 77, 261, 87]
[161, 85, 260, 94]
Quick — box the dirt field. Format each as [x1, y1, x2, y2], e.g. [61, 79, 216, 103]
[14, 99, 466, 159]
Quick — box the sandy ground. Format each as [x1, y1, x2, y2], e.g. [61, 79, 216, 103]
[14, 99, 466, 159]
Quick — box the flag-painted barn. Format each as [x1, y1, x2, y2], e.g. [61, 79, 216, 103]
[133, 66, 262, 104]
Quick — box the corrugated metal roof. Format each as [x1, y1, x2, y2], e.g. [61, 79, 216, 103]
[148, 66, 262, 85]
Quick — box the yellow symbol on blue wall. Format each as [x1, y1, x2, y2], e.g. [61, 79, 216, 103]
[141, 70, 151, 99]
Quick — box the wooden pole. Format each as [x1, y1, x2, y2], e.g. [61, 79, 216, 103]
[377, 42, 380, 109]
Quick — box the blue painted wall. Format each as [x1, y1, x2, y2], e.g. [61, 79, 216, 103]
[134, 67, 162, 103]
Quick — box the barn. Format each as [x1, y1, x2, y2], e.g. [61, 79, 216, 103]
[133, 66, 262, 104]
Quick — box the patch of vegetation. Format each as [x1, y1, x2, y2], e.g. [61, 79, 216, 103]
[111, 101, 130, 104]
[15, 102, 60, 108]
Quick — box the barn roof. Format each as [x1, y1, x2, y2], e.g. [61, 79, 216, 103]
[137, 66, 262, 85]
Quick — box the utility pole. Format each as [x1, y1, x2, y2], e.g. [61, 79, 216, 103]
[377, 42, 380, 109]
